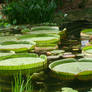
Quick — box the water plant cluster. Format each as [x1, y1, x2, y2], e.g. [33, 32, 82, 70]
[0, 25, 61, 92]
[0, 25, 92, 92]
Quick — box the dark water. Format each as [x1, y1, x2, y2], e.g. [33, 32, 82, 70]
[31, 70, 92, 92]
[1, 70, 92, 92]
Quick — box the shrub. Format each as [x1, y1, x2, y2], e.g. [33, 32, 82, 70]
[2, 0, 56, 24]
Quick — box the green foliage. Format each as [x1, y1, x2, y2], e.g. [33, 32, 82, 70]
[81, 29, 92, 35]
[2, 0, 56, 24]
[21, 28, 30, 33]
[0, 20, 11, 28]
[12, 73, 33, 92]
[82, 46, 92, 51]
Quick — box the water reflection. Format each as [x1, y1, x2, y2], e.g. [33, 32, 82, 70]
[32, 70, 92, 92]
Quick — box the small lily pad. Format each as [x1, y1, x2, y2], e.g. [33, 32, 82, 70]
[50, 50, 65, 55]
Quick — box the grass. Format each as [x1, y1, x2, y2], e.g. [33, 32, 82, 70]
[12, 72, 33, 92]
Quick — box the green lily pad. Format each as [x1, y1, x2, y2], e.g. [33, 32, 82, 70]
[0, 53, 47, 75]
[30, 26, 60, 35]
[30, 30, 60, 35]
[0, 36, 18, 43]
[81, 29, 92, 35]
[85, 49, 92, 54]
[0, 41, 31, 45]
[0, 44, 35, 52]
[0, 52, 15, 57]
[0, 37, 36, 52]
[31, 26, 59, 31]
[49, 58, 92, 80]
[18, 34, 60, 46]
[82, 46, 92, 57]
[53, 62, 92, 74]
[82, 46, 92, 51]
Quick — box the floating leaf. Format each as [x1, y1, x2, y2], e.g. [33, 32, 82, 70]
[0, 44, 35, 52]
[0, 53, 47, 75]
[50, 50, 65, 55]
[82, 46, 92, 57]
[18, 34, 60, 45]
[31, 26, 59, 31]
[49, 58, 92, 80]
[81, 29, 92, 35]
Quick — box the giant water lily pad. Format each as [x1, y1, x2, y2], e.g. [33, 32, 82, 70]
[0, 53, 47, 75]
[81, 29, 92, 35]
[31, 26, 59, 31]
[82, 46, 92, 57]
[0, 39, 36, 52]
[0, 40, 31, 45]
[0, 43, 35, 52]
[81, 29, 92, 40]
[0, 52, 15, 57]
[82, 46, 92, 53]
[30, 26, 60, 34]
[49, 58, 92, 80]
[30, 30, 61, 35]
[0, 36, 18, 44]
[18, 34, 60, 46]
[84, 49, 92, 54]
[0, 52, 15, 61]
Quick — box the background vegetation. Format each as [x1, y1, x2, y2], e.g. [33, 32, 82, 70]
[2, 0, 56, 24]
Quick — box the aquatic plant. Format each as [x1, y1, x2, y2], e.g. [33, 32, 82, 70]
[12, 73, 33, 92]
[81, 29, 92, 40]
[0, 53, 47, 76]
[31, 26, 59, 31]
[18, 34, 60, 45]
[0, 40, 36, 52]
[0, 44, 35, 53]
[82, 46, 92, 52]
[49, 58, 92, 80]
[0, 36, 17, 43]
[81, 29, 92, 35]
[50, 50, 65, 55]
[82, 46, 92, 57]
[30, 26, 60, 35]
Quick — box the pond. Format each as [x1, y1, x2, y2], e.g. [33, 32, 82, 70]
[0, 21, 92, 92]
